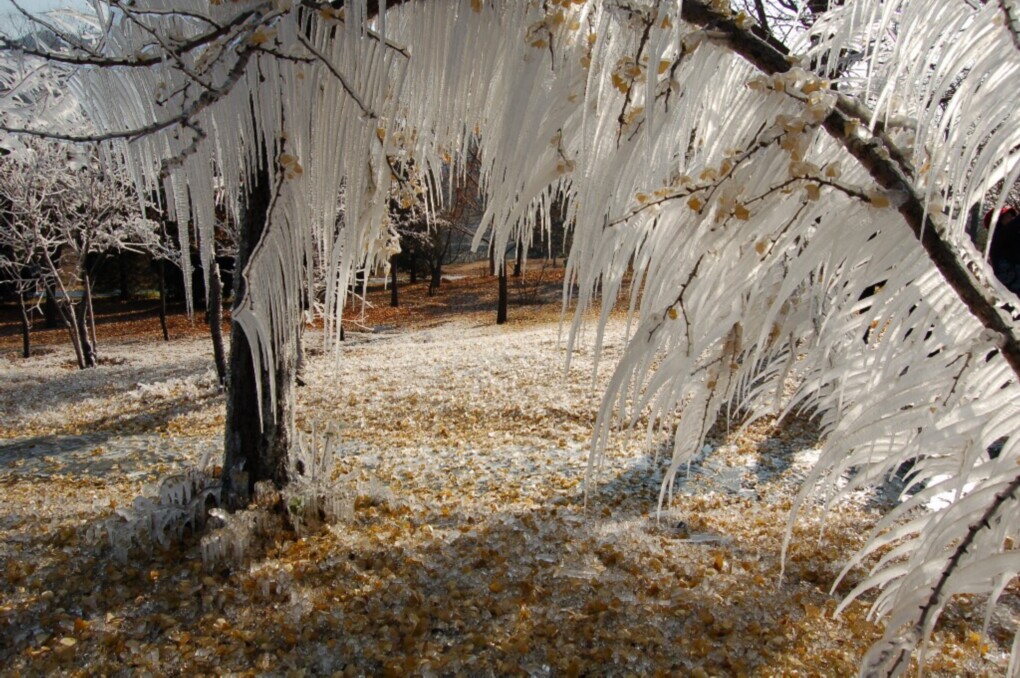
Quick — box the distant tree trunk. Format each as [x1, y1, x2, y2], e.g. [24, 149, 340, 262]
[46, 279, 85, 368]
[17, 292, 30, 359]
[390, 257, 399, 307]
[119, 255, 131, 301]
[513, 241, 522, 278]
[44, 287, 58, 329]
[488, 240, 495, 276]
[429, 262, 442, 296]
[84, 272, 98, 359]
[157, 259, 170, 341]
[73, 274, 97, 369]
[41, 250, 87, 368]
[209, 258, 227, 386]
[497, 261, 508, 325]
[409, 265, 418, 284]
[223, 164, 293, 509]
[77, 304, 96, 367]
[65, 304, 85, 369]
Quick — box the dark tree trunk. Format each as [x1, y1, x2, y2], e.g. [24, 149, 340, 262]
[209, 258, 227, 387]
[497, 261, 508, 325]
[46, 278, 85, 369]
[390, 257, 399, 307]
[223, 164, 293, 509]
[513, 242, 522, 278]
[224, 321, 293, 508]
[65, 304, 85, 369]
[76, 302, 96, 368]
[18, 292, 31, 359]
[158, 259, 170, 341]
[409, 266, 418, 284]
[44, 287, 58, 329]
[84, 272, 98, 359]
[489, 240, 496, 276]
[119, 255, 131, 301]
[428, 262, 442, 296]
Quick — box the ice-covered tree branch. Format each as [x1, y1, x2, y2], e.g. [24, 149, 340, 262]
[680, 0, 1020, 379]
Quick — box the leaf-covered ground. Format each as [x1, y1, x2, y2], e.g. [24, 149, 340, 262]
[0, 264, 1015, 675]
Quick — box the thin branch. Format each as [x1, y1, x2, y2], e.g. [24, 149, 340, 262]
[114, 1, 214, 90]
[158, 120, 207, 179]
[4, 32, 260, 146]
[752, 0, 771, 33]
[294, 31, 376, 119]
[6, 0, 99, 56]
[298, 0, 412, 57]
[616, 11, 654, 146]
[891, 471, 1020, 675]
[2, 3, 267, 70]
[105, 4, 224, 30]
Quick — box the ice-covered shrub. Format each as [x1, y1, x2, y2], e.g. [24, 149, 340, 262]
[90, 467, 220, 561]
[283, 422, 356, 534]
[200, 481, 281, 568]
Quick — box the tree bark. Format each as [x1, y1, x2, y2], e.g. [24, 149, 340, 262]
[390, 256, 399, 307]
[17, 292, 31, 359]
[44, 287, 58, 329]
[497, 261, 508, 325]
[77, 296, 96, 368]
[428, 262, 441, 296]
[83, 272, 98, 362]
[209, 257, 227, 387]
[66, 309, 85, 368]
[222, 163, 293, 509]
[513, 241, 522, 278]
[158, 259, 170, 341]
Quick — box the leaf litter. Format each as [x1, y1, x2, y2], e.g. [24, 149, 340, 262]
[0, 297, 1015, 676]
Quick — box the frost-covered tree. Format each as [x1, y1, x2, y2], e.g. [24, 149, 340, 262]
[0, 138, 163, 367]
[3, 1, 1020, 673]
[0, 158, 43, 359]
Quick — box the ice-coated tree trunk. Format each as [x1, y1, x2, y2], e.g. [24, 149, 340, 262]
[222, 164, 293, 509]
[209, 257, 227, 386]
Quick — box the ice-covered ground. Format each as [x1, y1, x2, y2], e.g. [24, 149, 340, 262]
[0, 318, 1010, 675]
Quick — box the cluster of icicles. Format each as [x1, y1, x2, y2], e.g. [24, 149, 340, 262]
[61, 0, 1020, 674]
